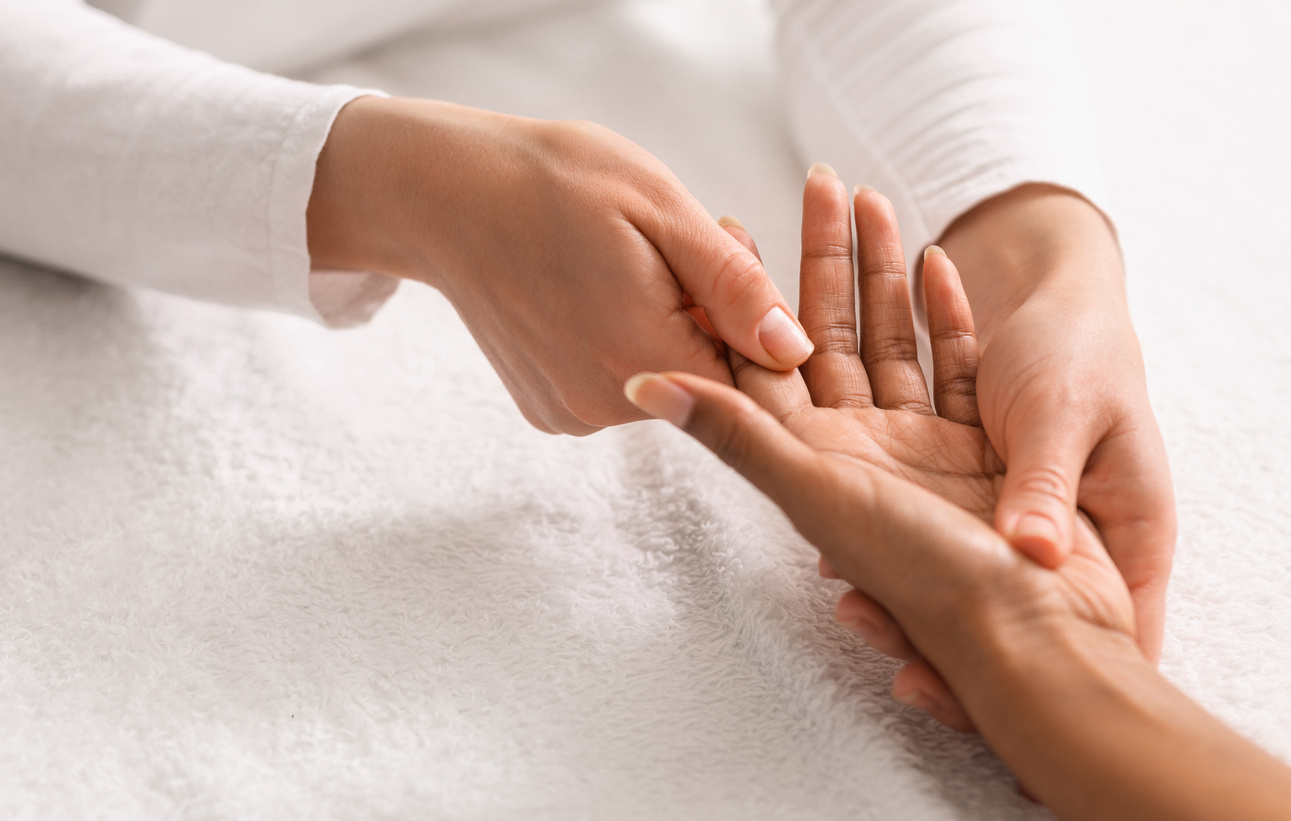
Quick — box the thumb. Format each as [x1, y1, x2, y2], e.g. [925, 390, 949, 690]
[648, 211, 814, 372]
[623, 371, 826, 508]
[995, 427, 1091, 569]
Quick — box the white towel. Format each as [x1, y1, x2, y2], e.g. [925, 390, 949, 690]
[1, 0, 1289, 817]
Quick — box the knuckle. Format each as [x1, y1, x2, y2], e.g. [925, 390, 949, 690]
[705, 395, 763, 471]
[806, 320, 859, 355]
[863, 333, 919, 364]
[518, 405, 559, 435]
[930, 325, 976, 345]
[710, 252, 767, 313]
[1011, 464, 1073, 504]
[729, 352, 761, 382]
[801, 239, 854, 265]
[939, 372, 978, 400]
[856, 245, 907, 280]
[561, 392, 617, 432]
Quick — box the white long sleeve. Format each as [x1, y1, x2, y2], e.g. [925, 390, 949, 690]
[0, 0, 397, 327]
[772, 0, 1105, 264]
[124, 0, 586, 74]
[1, 0, 1102, 329]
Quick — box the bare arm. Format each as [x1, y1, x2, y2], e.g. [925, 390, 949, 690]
[626, 345, 1291, 821]
[957, 615, 1291, 821]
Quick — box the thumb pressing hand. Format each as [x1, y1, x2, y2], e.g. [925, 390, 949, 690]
[642, 209, 814, 372]
[994, 423, 1093, 569]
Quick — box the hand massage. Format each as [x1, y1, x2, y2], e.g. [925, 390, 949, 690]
[1, 0, 1288, 818]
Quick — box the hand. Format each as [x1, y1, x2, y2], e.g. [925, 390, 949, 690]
[637, 167, 1131, 728]
[619, 170, 1135, 728]
[306, 96, 813, 434]
[940, 185, 1176, 660]
[623, 345, 1291, 821]
[620, 172, 1283, 821]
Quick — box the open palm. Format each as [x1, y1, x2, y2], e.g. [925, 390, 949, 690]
[722, 172, 1004, 518]
[711, 170, 1133, 729]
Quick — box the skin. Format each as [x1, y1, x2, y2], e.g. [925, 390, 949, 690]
[621, 174, 1291, 819]
[306, 94, 1173, 654]
[306, 96, 814, 435]
[716, 171, 1125, 727]
[939, 183, 1177, 661]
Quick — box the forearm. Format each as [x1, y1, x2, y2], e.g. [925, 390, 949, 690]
[948, 616, 1291, 821]
[937, 184, 1127, 344]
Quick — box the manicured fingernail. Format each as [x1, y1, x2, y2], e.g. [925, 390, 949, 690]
[1011, 513, 1059, 550]
[624, 373, 695, 427]
[758, 306, 813, 367]
[807, 162, 837, 179]
[853, 184, 876, 196]
[924, 245, 946, 260]
[717, 214, 743, 229]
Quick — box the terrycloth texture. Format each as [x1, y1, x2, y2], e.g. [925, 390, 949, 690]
[1, 1, 1289, 819]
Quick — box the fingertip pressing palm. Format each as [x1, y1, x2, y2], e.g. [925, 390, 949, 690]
[715, 170, 1133, 730]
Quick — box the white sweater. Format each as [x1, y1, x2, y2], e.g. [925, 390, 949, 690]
[0, 0, 1102, 328]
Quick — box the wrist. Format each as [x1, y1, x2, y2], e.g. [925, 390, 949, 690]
[307, 95, 405, 275]
[306, 96, 521, 288]
[958, 611, 1291, 821]
[938, 184, 1126, 344]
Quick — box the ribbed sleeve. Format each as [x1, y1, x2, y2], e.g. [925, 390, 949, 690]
[772, 0, 1106, 264]
[0, 0, 396, 327]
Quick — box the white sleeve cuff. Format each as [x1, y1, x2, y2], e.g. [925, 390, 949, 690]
[307, 271, 401, 329]
[773, 0, 1107, 264]
[264, 84, 401, 329]
[0, 1, 397, 329]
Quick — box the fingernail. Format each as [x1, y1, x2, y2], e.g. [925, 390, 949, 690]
[807, 162, 837, 179]
[842, 617, 880, 644]
[818, 556, 840, 579]
[1011, 513, 1059, 550]
[757, 306, 813, 367]
[853, 184, 876, 196]
[624, 373, 695, 427]
[924, 245, 946, 260]
[893, 685, 929, 709]
[717, 214, 743, 229]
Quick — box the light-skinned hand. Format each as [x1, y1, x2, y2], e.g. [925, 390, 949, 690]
[623, 169, 1291, 821]
[940, 185, 1176, 661]
[307, 96, 813, 434]
[624, 167, 1133, 728]
[620, 169, 1135, 732]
